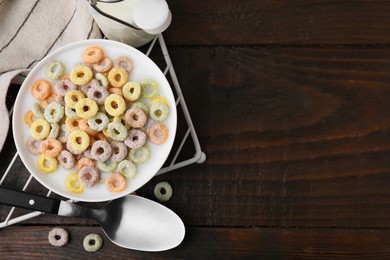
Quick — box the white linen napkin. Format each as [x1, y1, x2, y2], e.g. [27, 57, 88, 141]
[0, 0, 102, 151]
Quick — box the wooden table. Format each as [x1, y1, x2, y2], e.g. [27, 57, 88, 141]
[1, 1, 390, 259]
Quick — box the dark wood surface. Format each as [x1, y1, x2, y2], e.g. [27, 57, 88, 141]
[2, 0, 390, 259]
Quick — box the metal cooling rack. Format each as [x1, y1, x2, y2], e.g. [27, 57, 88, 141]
[0, 34, 206, 228]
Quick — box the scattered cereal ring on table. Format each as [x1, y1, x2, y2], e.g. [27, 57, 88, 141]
[104, 94, 126, 117]
[48, 227, 69, 247]
[58, 150, 75, 169]
[148, 122, 169, 144]
[140, 79, 159, 98]
[88, 112, 109, 131]
[45, 60, 65, 80]
[32, 80, 51, 101]
[125, 107, 147, 128]
[68, 129, 90, 152]
[64, 90, 85, 109]
[65, 172, 84, 194]
[154, 181, 173, 202]
[44, 101, 64, 123]
[124, 129, 146, 149]
[107, 67, 128, 88]
[149, 102, 169, 122]
[37, 154, 58, 174]
[39, 139, 62, 158]
[26, 136, 40, 155]
[117, 159, 136, 179]
[91, 140, 112, 162]
[75, 98, 98, 119]
[83, 233, 103, 252]
[76, 157, 96, 171]
[54, 78, 77, 96]
[30, 118, 50, 140]
[70, 65, 93, 85]
[110, 141, 128, 162]
[87, 85, 109, 105]
[129, 146, 150, 164]
[105, 173, 126, 192]
[24, 111, 34, 127]
[113, 56, 133, 74]
[93, 57, 113, 73]
[78, 166, 100, 188]
[107, 121, 127, 141]
[82, 46, 105, 63]
[122, 82, 141, 101]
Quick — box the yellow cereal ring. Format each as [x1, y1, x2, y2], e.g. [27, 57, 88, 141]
[104, 94, 126, 117]
[122, 82, 141, 101]
[65, 90, 85, 109]
[65, 118, 80, 131]
[68, 129, 90, 152]
[24, 111, 34, 127]
[37, 154, 58, 174]
[65, 172, 85, 194]
[70, 65, 93, 85]
[75, 98, 98, 119]
[107, 67, 128, 88]
[151, 96, 169, 108]
[82, 46, 104, 63]
[30, 118, 50, 140]
[32, 80, 52, 101]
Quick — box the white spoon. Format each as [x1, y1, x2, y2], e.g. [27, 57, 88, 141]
[0, 186, 185, 251]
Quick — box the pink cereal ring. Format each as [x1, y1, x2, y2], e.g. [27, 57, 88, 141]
[125, 108, 147, 128]
[124, 129, 146, 149]
[113, 56, 133, 74]
[58, 150, 75, 169]
[48, 227, 69, 247]
[93, 57, 113, 73]
[78, 165, 100, 188]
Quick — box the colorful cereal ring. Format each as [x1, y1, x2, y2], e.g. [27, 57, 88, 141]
[88, 112, 109, 131]
[24, 111, 34, 127]
[78, 166, 100, 188]
[54, 78, 77, 96]
[117, 160, 136, 179]
[39, 138, 62, 158]
[45, 60, 65, 80]
[64, 90, 85, 109]
[58, 150, 75, 169]
[129, 146, 150, 164]
[44, 102, 64, 123]
[107, 121, 128, 141]
[148, 122, 168, 144]
[125, 107, 147, 128]
[65, 172, 85, 194]
[93, 57, 113, 73]
[37, 154, 58, 174]
[97, 158, 117, 172]
[149, 102, 169, 122]
[68, 129, 90, 152]
[65, 118, 80, 131]
[75, 98, 98, 119]
[26, 136, 40, 155]
[154, 181, 173, 202]
[91, 140, 112, 162]
[65, 106, 79, 119]
[87, 85, 109, 105]
[83, 234, 103, 252]
[105, 173, 126, 192]
[30, 118, 50, 140]
[110, 141, 128, 162]
[140, 79, 159, 98]
[70, 65, 93, 85]
[124, 129, 146, 149]
[113, 56, 133, 74]
[48, 123, 60, 139]
[107, 67, 128, 88]
[82, 46, 104, 63]
[95, 73, 109, 88]
[32, 103, 45, 118]
[122, 82, 141, 101]
[32, 80, 51, 100]
[104, 94, 126, 117]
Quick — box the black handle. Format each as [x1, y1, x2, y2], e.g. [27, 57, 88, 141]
[0, 186, 61, 214]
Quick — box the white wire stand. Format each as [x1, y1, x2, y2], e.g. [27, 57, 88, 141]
[0, 34, 205, 229]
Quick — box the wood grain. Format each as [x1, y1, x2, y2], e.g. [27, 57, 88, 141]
[0, 226, 390, 260]
[166, 0, 390, 45]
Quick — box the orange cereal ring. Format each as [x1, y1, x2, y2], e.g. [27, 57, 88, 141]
[40, 92, 57, 109]
[31, 80, 51, 101]
[108, 87, 123, 97]
[70, 65, 93, 86]
[39, 138, 62, 158]
[105, 173, 126, 192]
[82, 46, 105, 63]
[65, 118, 80, 131]
[76, 157, 95, 171]
[24, 111, 34, 127]
[107, 67, 128, 88]
[79, 119, 99, 136]
[148, 122, 169, 144]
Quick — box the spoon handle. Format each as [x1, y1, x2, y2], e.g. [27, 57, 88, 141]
[0, 186, 60, 214]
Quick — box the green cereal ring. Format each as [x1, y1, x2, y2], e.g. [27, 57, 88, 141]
[122, 82, 141, 101]
[97, 158, 117, 172]
[30, 118, 50, 140]
[95, 73, 109, 88]
[48, 123, 60, 139]
[140, 79, 159, 98]
[65, 90, 85, 109]
[129, 146, 150, 164]
[154, 181, 173, 202]
[45, 60, 65, 80]
[117, 159, 136, 179]
[88, 112, 109, 131]
[83, 233, 103, 252]
[107, 121, 127, 141]
[65, 106, 79, 119]
[131, 101, 149, 115]
[44, 102, 64, 123]
[32, 103, 45, 118]
[75, 98, 98, 119]
[149, 102, 169, 122]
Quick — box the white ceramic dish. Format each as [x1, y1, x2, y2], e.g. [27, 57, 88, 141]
[13, 39, 177, 202]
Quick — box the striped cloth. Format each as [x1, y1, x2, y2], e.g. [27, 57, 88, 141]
[0, 0, 102, 151]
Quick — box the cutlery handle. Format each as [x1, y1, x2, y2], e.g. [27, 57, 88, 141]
[0, 186, 60, 214]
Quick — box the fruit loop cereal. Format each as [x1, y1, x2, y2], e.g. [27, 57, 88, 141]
[25, 45, 171, 194]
